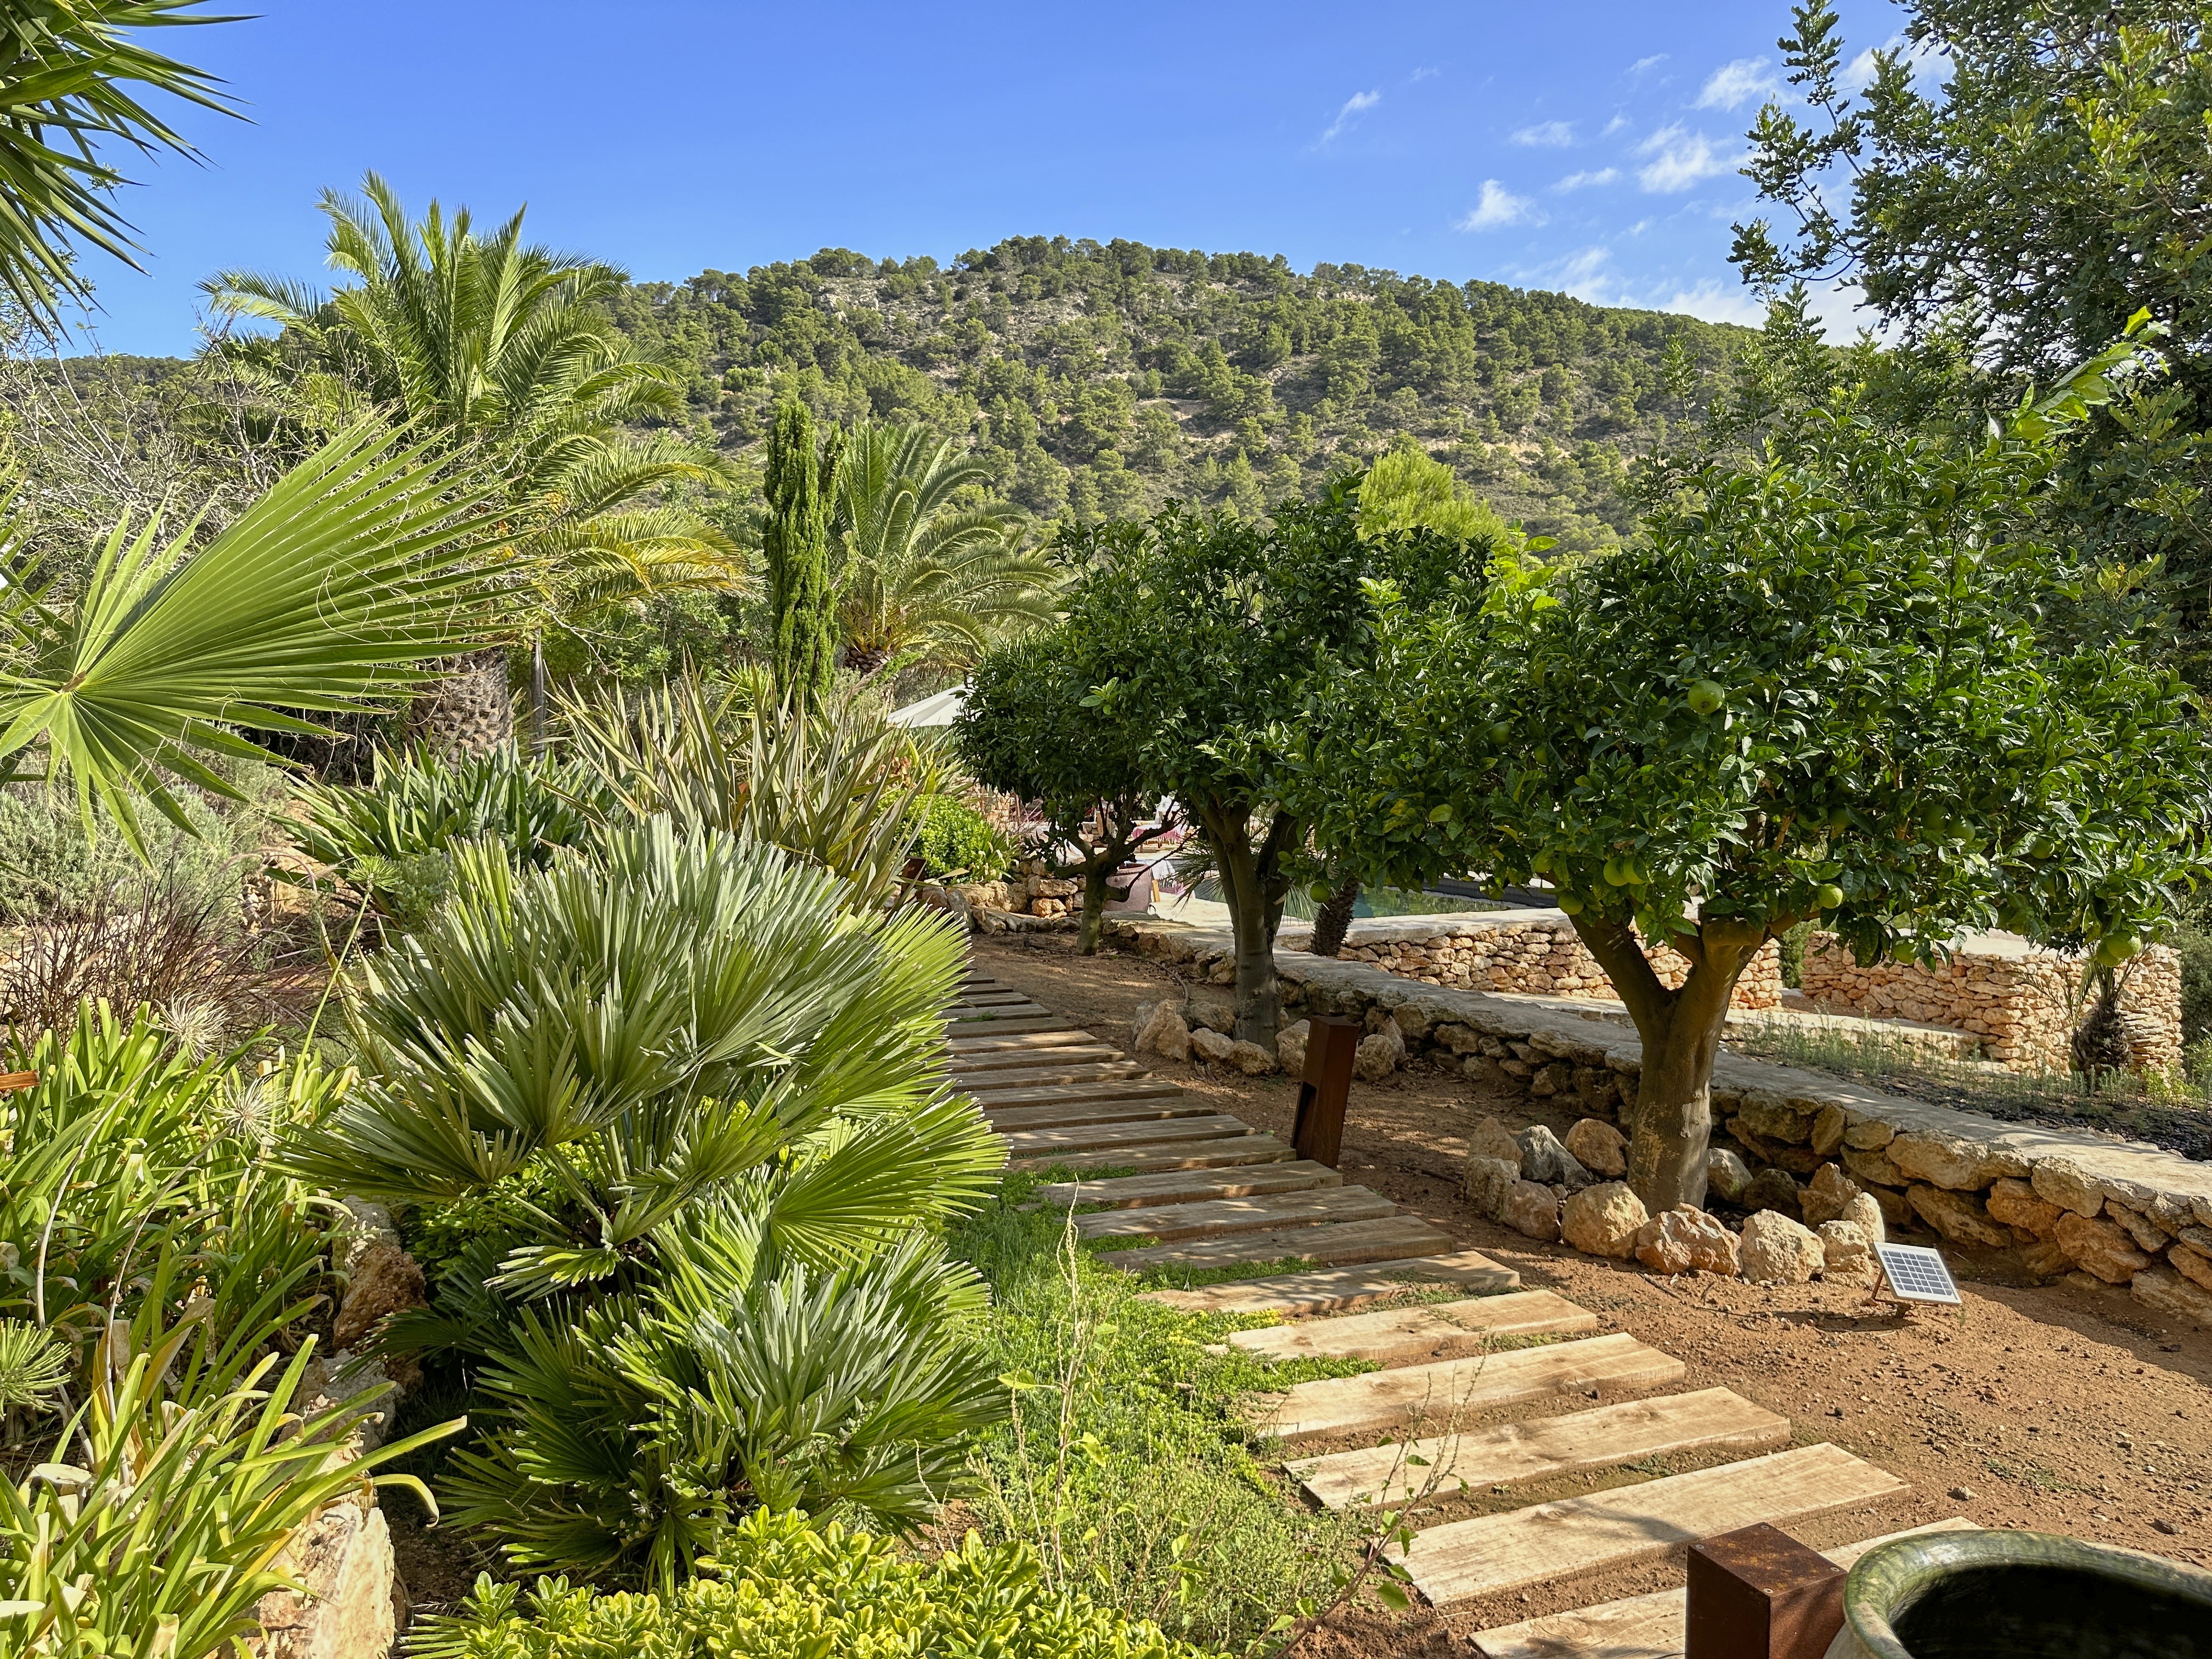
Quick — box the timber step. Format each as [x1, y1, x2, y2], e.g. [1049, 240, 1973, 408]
[1142, 1250, 1520, 1316]
[998, 1114, 1259, 1158]
[950, 1044, 1124, 1075]
[1026, 1161, 1344, 1211]
[968, 1079, 1188, 1109]
[1393, 1442, 1909, 1608]
[948, 1005, 1054, 1023]
[1075, 1184, 1400, 1244]
[1097, 1213, 1457, 1275]
[1007, 1135, 1299, 1176]
[1260, 1331, 1688, 1445]
[952, 1059, 1151, 1089]
[1469, 1519, 1975, 1659]
[945, 1015, 1084, 1037]
[1228, 1289, 1598, 1367]
[983, 1098, 1222, 1133]
[1286, 1386, 1790, 1511]
[946, 1028, 1099, 1055]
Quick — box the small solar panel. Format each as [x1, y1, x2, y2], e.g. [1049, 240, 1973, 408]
[1876, 1243, 1961, 1305]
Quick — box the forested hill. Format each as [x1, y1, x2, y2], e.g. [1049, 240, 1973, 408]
[604, 235, 1757, 551]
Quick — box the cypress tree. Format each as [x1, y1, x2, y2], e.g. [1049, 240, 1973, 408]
[764, 399, 839, 703]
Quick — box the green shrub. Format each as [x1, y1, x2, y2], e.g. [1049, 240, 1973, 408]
[410, 1509, 1220, 1659]
[914, 794, 1015, 883]
[0, 777, 273, 926]
[1776, 919, 1815, 989]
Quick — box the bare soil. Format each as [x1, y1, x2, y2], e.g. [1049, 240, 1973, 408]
[971, 934, 2212, 1655]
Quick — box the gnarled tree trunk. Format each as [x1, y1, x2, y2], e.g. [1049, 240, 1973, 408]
[1569, 912, 1769, 1212]
[408, 646, 513, 758]
[1309, 876, 1361, 958]
[1198, 800, 1299, 1046]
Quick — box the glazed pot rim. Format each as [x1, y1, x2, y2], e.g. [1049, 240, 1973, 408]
[1842, 1528, 2212, 1659]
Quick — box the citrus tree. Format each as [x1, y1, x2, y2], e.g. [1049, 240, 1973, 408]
[1291, 381, 2212, 1209]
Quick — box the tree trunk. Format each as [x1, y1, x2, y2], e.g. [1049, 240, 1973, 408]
[529, 636, 549, 755]
[409, 646, 513, 758]
[1568, 913, 1768, 1212]
[1309, 876, 1361, 957]
[1200, 800, 1297, 1045]
[1079, 863, 1110, 955]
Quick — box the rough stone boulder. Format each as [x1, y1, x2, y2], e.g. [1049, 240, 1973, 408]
[1842, 1143, 1909, 1189]
[1354, 1023, 1405, 1082]
[1517, 1125, 1592, 1190]
[1468, 1115, 1526, 1171]
[1839, 1191, 1887, 1247]
[255, 1502, 396, 1659]
[1706, 1148, 1754, 1204]
[2107, 1203, 2172, 1254]
[2029, 1158, 2104, 1218]
[1905, 1186, 2012, 1251]
[2018, 1240, 2073, 1279]
[1817, 1221, 1878, 1283]
[1503, 1180, 1562, 1242]
[1465, 1155, 1521, 1222]
[1189, 1026, 1237, 1065]
[332, 1243, 426, 1353]
[2171, 1241, 2212, 1294]
[1635, 1206, 1740, 1277]
[1133, 1001, 1191, 1062]
[1740, 1210, 1826, 1284]
[1227, 1040, 1277, 1076]
[1565, 1118, 1628, 1180]
[1985, 1177, 2064, 1239]
[2132, 1265, 2212, 1327]
[1274, 1019, 1311, 1076]
[2054, 1211, 2151, 1284]
[1887, 1130, 2029, 1192]
[1810, 1103, 1848, 1157]
[1736, 1097, 1815, 1144]
[1562, 1182, 1647, 1259]
[1799, 1163, 1863, 1228]
[1743, 1167, 1803, 1218]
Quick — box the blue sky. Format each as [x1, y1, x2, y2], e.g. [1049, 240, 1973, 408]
[74, 0, 1912, 356]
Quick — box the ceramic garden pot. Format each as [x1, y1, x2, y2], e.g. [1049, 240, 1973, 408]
[1824, 1528, 2212, 1659]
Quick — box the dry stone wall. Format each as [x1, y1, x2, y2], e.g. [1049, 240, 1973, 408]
[1801, 932, 2183, 1076]
[1105, 915, 2212, 1328]
[1285, 911, 1784, 1012]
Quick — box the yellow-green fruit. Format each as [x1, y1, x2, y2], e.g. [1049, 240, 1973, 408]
[1816, 883, 1844, 910]
[1556, 893, 1584, 916]
[2095, 932, 2143, 967]
[1687, 680, 1725, 715]
[1604, 858, 1634, 887]
[1531, 850, 1554, 875]
[1308, 882, 1331, 902]
[1488, 721, 1513, 744]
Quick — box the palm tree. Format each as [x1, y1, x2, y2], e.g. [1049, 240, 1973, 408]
[205, 174, 743, 753]
[829, 422, 1058, 677]
[0, 2, 235, 328]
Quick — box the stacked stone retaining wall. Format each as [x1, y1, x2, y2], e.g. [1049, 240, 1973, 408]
[1107, 915, 2212, 1327]
[1802, 933, 2183, 1076]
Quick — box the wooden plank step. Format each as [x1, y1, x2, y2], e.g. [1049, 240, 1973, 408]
[1027, 1161, 1344, 1211]
[946, 1015, 1082, 1037]
[969, 1079, 1187, 1109]
[947, 1006, 1056, 1024]
[946, 1027, 1096, 1054]
[1395, 1443, 1910, 1607]
[1098, 1214, 1455, 1274]
[1076, 1184, 1398, 1243]
[998, 1114, 1257, 1158]
[1288, 1387, 1790, 1511]
[1262, 1332, 1686, 1445]
[1007, 1135, 1299, 1176]
[984, 1097, 1221, 1133]
[952, 1059, 1150, 1088]
[1143, 1250, 1520, 1315]
[1229, 1290, 1598, 1366]
[1469, 1520, 1974, 1659]
[950, 1043, 1122, 1073]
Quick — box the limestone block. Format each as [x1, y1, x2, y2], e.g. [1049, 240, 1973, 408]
[1189, 1026, 1237, 1064]
[1842, 1143, 1908, 1189]
[2019, 1239, 2073, 1279]
[2169, 1241, 2212, 1293]
[1227, 1040, 1277, 1076]
[1562, 1182, 1647, 1259]
[1818, 1221, 1878, 1283]
[1464, 1055, 1514, 1091]
[1743, 1167, 1802, 1218]
[1984, 1177, 2064, 1238]
[1353, 1025, 1405, 1082]
[1503, 1180, 1562, 1242]
[1741, 1211, 1826, 1284]
[1842, 1118, 1897, 1150]
[1905, 1186, 2012, 1250]
[1530, 1060, 1573, 1096]
[2132, 1266, 2212, 1327]
[1635, 1206, 1740, 1277]
[2053, 1212, 2151, 1284]
[2106, 1202, 2171, 1254]
[254, 1503, 395, 1659]
[1467, 1115, 1525, 1171]
[1865, 1183, 1912, 1228]
[2029, 1158, 2104, 1218]
[332, 1244, 426, 1353]
[1799, 1163, 1863, 1229]
[1465, 1155, 1520, 1222]
[1517, 1124, 1592, 1190]
[1565, 1118, 1628, 1180]
[1705, 1148, 1755, 1204]
[1572, 1066, 1619, 1113]
[1133, 1002, 1191, 1062]
[1887, 1130, 2028, 1192]
[1839, 1192, 1887, 1248]
[1274, 1019, 1310, 1076]
[1736, 1097, 1815, 1144]
[1810, 1103, 1848, 1158]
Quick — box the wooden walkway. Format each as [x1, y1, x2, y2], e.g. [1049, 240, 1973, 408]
[951, 969, 1943, 1646]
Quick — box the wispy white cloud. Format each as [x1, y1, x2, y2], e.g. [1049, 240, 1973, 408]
[1843, 35, 1947, 92]
[1511, 119, 1575, 148]
[1410, 65, 1442, 82]
[1318, 89, 1381, 144]
[1555, 167, 1620, 190]
[1628, 53, 1667, 77]
[1601, 114, 1630, 137]
[1459, 179, 1543, 230]
[1635, 123, 1739, 192]
[1657, 280, 1768, 326]
[1695, 57, 1781, 111]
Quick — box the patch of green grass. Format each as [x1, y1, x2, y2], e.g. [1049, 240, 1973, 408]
[1620, 1454, 1676, 1477]
[1130, 1256, 1323, 1290]
[1984, 1456, 2079, 1494]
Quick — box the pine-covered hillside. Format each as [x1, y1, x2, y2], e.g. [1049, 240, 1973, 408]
[605, 235, 1757, 550]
